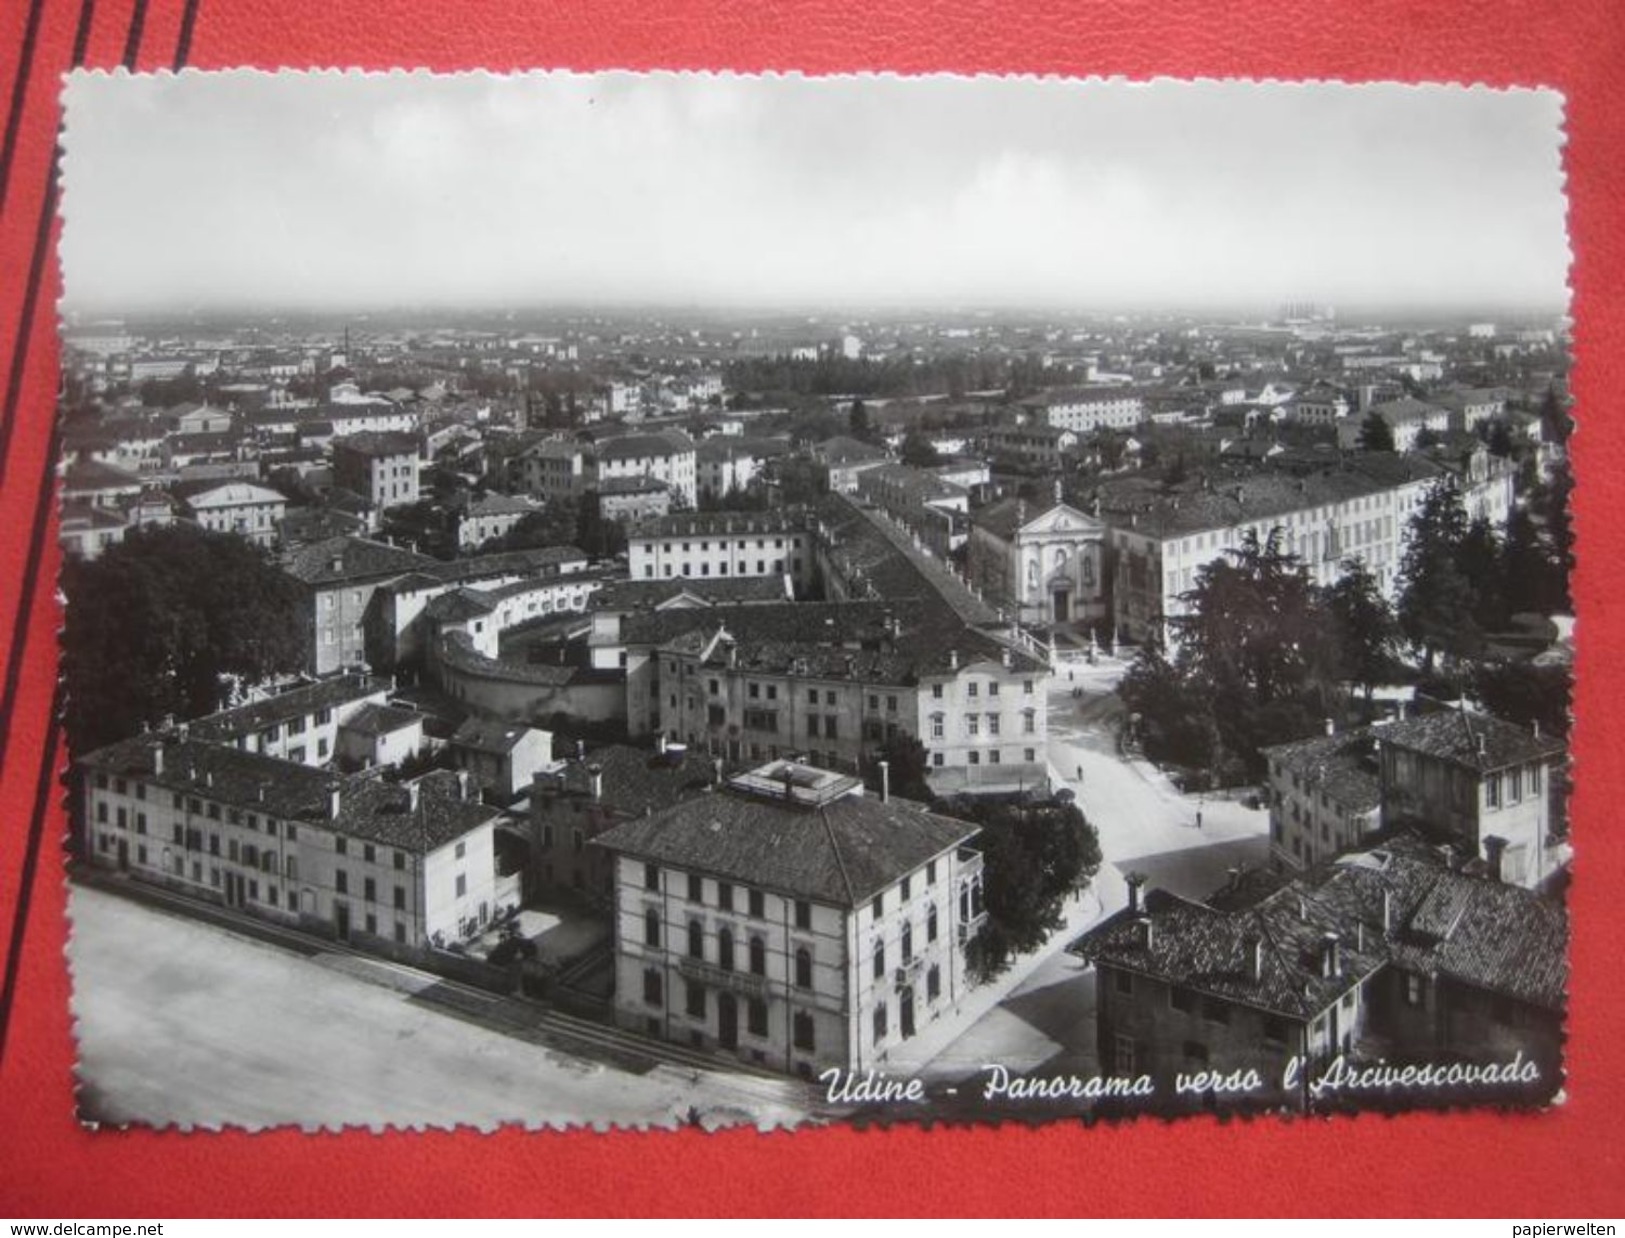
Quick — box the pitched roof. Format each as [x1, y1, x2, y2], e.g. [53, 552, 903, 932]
[592, 775, 978, 905]
[540, 744, 721, 817]
[187, 482, 287, 510]
[340, 703, 426, 737]
[450, 717, 541, 753]
[1261, 726, 1382, 815]
[189, 673, 390, 744]
[280, 535, 435, 587]
[1378, 709, 1564, 773]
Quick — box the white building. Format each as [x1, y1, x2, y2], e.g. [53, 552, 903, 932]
[189, 672, 395, 768]
[593, 760, 986, 1076]
[1019, 388, 1145, 434]
[627, 509, 817, 593]
[185, 482, 288, 547]
[78, 738, 518, 950]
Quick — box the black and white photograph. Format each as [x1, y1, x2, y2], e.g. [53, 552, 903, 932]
[54, 70, 1573, 1129]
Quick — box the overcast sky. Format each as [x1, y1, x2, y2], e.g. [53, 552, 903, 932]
[58, 71, 1569, 315]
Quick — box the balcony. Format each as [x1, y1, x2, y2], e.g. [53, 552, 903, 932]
[677, 956, 770, 999]
[957, 912, 988, 943]
[893, 955, 925, 990]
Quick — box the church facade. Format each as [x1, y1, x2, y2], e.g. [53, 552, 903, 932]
[967, 499, 1110, 634]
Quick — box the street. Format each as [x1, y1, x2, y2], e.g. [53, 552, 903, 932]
[910, 659, 1271, 1086]
[69, 884, 813, 1131]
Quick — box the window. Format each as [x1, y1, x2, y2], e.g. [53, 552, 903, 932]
[932, 684, 943, 700]
[872, 892, 884, 919]
[747, 999, 768, 1038]
[1202, 997, 1231, 1025]
[335, 870, 348, 895]
[393, 885, 406, 910]
[927, 904, 939, 942]
[645, 908, 661, 947]
[873, 1003, 888, 1044]
[900, 875, 911, 902]
[1023, 680, 1034, 696]
[363, 877, 376, 903]
[1113, 1035, 1136, 1075]
[645, 863, 660, 891]
[1531, 763, 1543, 792]
[686, 980, 706, 1019]
[1115, 970, 1133, 996]
[795, 900, 812, 930]
[749, 936, 766, 976]
[1405, 973, 1424, 1006]
[687, 873, 703, 902]
[1170, 986, 1195, 1014]
[1263, 1016, 1290, 1043]
[1486, 774, 1502, 809]
[455, 841, 466, 860]
[1022, 710, 1036, 735]
[795, 947, 813, 989]
[687, 921, 704, 959]
[643, 968, 663, 1007]
[748, 888, 765, 918]
[901, 922, 913, 963]
[718, 882, 734, 912]
[927, 964, 941, 1001]
[718, 928, 735, 972]
[967, 716, 980, 737]
[793, 1011, 815, 1052]
[988, 715, 1001, 736]
[967, 682, 979, 698]
[931, 714, 945, 739]
[872, 939, 885, 980]
[335, 837, 347, 856]
[988, 681, 1000, 697]
[1509, 767, 1523, 802]
[454, 874, 467, 898]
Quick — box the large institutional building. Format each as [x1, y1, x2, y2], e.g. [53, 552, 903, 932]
[594, 760, 986, 1076]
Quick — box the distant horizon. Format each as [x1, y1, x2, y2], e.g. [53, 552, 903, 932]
[60, 72, 1570, 318]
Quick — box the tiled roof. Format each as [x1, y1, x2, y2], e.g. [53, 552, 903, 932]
[1076, 834, 1567, 1018]
[451, 717, 541, 753]
[280, 535, 435, 587]
[598, 430, 694, 460]
[340, 703, 425, 737]
[592, 778, 978, 906]
[190, 673, 390, 743]
[590, 576, 789, 613]
[80, 735, 338, 821]
[187, 482, 287, 510]
[62, 458, 145, 491]
[1378, 709, 1564, 773]
[539, 744, 721, 817]
[630, 507, 814, 540]
[1261, 727, 1382, 814]
[333, 431, 419, 457]
[330, 771, 505, 853]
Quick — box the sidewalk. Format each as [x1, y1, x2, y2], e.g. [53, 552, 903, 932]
[880, 871, 1123, 1076]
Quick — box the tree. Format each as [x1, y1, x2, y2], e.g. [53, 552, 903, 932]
[1459, 516, 1508, 632]
[488, 500, 579, 553]
[948, 797, 1101, 979]
[1168, 530, 1337, 779]
[1358, 412, 1396, 453]
[848, 398, 872, 442]
[1322, 557, 1403, 703]
[1469, 661, 1571, 740]
[60, 525, 308, 756]
[1397, 476, 1481, 673]
[863, 732, 933, 803]
[899, 431, 940, 468]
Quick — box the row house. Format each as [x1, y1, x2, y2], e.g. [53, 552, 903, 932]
[595, 431, 698, 508]
[1018, 387, 1145, 434]
[78, 736, 518, 951]
[188, 671, 394, 768]
[627, 508, 818, 595]
[618, 601, 1049, 794]
[1098, 454, 1513, 646]
[594, 760, 986, 1076]
[1074, 837, 1565, 1113]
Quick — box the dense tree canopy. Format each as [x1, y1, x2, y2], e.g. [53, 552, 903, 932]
[61, 525, 308, 756]
[946, 796, 1102, 979]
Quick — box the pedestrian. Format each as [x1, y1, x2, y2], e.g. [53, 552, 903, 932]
[1076, 765, 1083, 782]
[1196, 809, 1203, 830]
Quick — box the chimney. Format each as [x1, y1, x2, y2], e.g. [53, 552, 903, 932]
[330, 786, 342, 819]
[781, 767, 795, 802]
[1483, 835, 1507, 883]
[1245, 935, 1263, 983]
[1325, 717, 1336, 738]
[1125, 871, 1146, 914]
[657, 732, 668, 755]
[878, 760, 890, 803]
[1133, 915, 1154, 951]
[457, 769, 472, 801]
[1320, 931, 1342, 979]
[948, 649, 958, 671]
[152, 744, 164, 776]
[1532, 719, 1541, 739]
[576, 740, 586, 761]
[1475, 733, 1487, 757]
[1381, 887, 1394, 936]
[712, 757, 724, 788]
[406, 780, 420, 810]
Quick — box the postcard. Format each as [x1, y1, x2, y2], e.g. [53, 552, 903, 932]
[54, 69, 1572, 1131]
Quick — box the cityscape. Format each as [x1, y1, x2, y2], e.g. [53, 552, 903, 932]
[55, 73, 1572, 1128]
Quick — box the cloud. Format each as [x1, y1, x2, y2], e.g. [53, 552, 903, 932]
[57, 71, 1570, 313]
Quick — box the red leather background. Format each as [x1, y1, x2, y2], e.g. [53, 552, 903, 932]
[0, 0, 1620, 1218]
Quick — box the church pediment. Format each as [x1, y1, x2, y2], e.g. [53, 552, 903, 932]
[1020, 502, 1105, 538]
